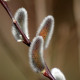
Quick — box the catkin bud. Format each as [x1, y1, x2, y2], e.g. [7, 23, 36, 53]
[29, 36, 45, 72]
[12, 8, 29, 42]
[36, 15, 54, 49]
[51, 68, 66, 80]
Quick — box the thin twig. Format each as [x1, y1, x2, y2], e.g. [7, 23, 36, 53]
[43, 64, 56, 80]
[0, 0, 31, 46]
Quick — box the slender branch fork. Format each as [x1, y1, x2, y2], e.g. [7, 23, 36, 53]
[0, 0, 55, 80]
[43, 64, 56, 80]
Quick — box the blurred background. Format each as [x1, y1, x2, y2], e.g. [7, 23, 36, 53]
[0, 0, 80, 80]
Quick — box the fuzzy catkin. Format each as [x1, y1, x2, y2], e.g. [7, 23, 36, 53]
[12, 8, 29, 42]
[29, 36, 45, 72]
[51, 68, 66, 80]
[36, 15, 54, 49]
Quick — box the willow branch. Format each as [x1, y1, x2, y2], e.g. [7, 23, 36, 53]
[43, 64, 56, 80]
[0, 0, 31, 46]
[0, 0, 55, 80]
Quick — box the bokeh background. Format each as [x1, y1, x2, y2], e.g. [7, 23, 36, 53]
[0, 0, 80, 80]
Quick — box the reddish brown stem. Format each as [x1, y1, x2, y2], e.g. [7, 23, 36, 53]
[43, 71, 55, 80]
[0, 0, 31, 46]
[13, 20, 31, 46]
[0, 0, 13, 19]
[43, 64, 56, 80]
